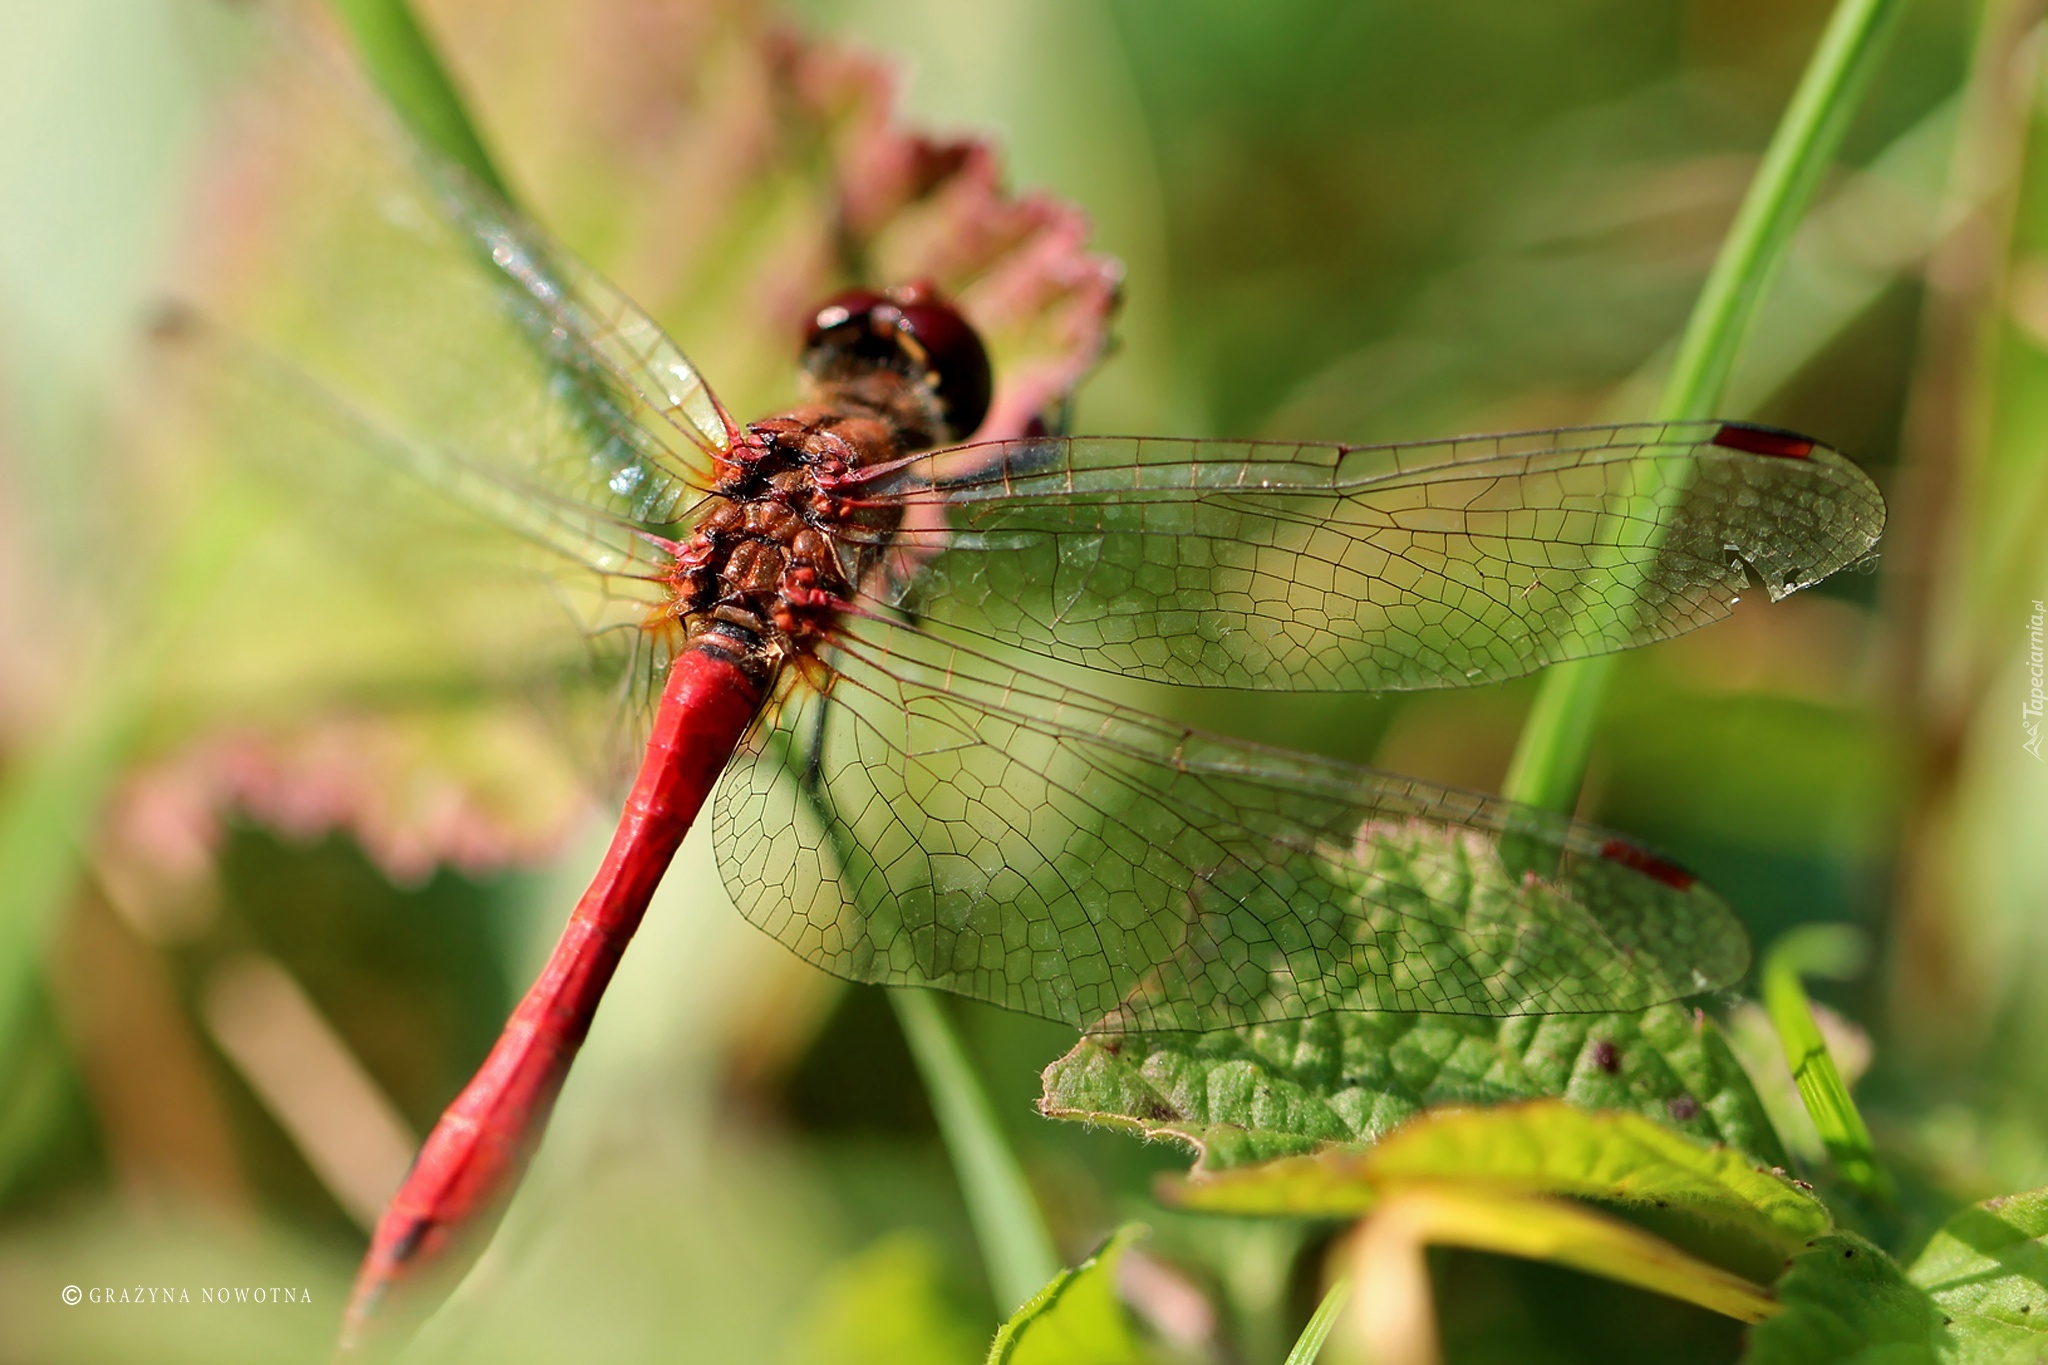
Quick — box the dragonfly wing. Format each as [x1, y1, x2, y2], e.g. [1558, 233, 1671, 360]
[711, 613, 1747, 1032]
[431, 169, 741, 513]
[860, 422, 1884, 690]
[160, 298, 686, 787]
[197, 28, 727, 529]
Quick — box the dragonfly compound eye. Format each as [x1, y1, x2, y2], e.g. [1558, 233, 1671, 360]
[804, 283, 992, 441]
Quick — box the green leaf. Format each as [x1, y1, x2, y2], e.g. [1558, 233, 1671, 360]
[783, 1235, 986, 1365]
[1040, 1002, 1786, 1173]
[1742, 1234, 1939, 1365]
[1352, 1184, 1780, 1329]
[986, 1226, 1150, 1365]
[1908, 1189, 2048, 1356]
[1743, 1189, 2048, 1364]
[1173, 1103, 1827, 1266]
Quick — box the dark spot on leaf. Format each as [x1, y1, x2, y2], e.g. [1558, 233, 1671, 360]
[1667, 1096, 1699, 1121]
[1591, 1040, 1621, 1074]
[1098, 1038, 1122, 1056]
[1843, 1247, 1856, 1259]
[1143, 1100, 1182, 1122]
[1654, 1199, 1668, 1208]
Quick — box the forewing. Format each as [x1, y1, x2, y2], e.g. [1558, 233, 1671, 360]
[435, 177, 740, 515]
[859, 422, 1884, 690]
[711, 614, 1748, 1032]
[157, 305, 687, 789]
[194, 23, 729, 532]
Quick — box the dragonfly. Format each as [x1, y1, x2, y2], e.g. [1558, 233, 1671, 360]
[175, 38, 1885, 1353]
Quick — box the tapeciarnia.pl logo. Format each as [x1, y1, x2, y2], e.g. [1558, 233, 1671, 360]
[2025, 599, 2045, 761]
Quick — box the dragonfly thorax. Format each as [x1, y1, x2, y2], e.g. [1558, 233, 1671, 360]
[669, 406, 908, 662]
[668, 283, 988, 667]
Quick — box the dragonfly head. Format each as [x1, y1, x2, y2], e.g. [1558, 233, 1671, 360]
[802, 282, 992, 443]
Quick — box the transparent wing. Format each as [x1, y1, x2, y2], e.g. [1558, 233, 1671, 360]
[198, 26, 731, 531]
[158, 303, 688, 785]
[433, 171, 741, 512]
[851, 421, 1884, 690]
[712, 611, 1748, 1033]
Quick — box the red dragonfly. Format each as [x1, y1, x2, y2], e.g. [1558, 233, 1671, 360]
[177, 49, 1885, 1354]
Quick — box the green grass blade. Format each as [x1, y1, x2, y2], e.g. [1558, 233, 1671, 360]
[322, 0, 508, 196]
[1655, 0, 1907, 425]
[1503, 0, 1907, 814]
[1760, 924, 1893, 1203]
[1283, 1276, 1350, 1365]
[0, 706, 142, 1043]
[0, 486, 252, 1091]
[891, 989, 1062, 1313]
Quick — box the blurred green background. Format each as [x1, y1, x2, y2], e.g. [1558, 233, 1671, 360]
[1, 0, 2043, 1361]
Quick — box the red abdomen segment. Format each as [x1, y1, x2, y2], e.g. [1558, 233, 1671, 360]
[338, 643, 765, 1354]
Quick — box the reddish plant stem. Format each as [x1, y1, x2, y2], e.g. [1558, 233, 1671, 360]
[337, 640, 766, 1355]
